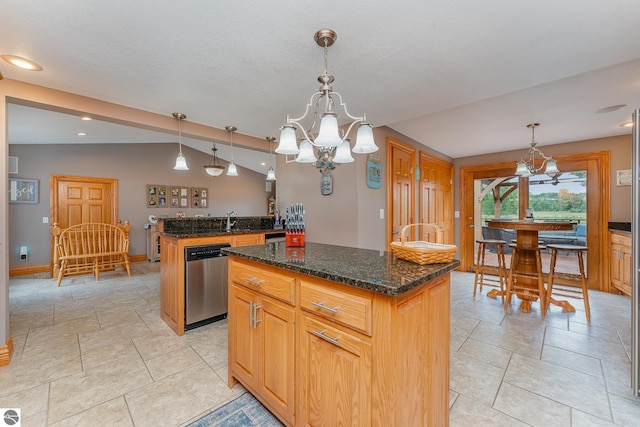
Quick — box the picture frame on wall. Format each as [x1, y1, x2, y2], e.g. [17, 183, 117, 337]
[190, 187, 208, 208]
[170, 186, 190, 209]
[9, 178, 39, 204]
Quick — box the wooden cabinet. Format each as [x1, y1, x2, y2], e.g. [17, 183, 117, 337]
[160, 232, 266, 336]
[610, 230, 632, 296]
[227, 256, 451, 426]
[228, 262, 296, 425]
[231, 233, 265, 247]
[298, 314, 372, 426]
[146, 223, 162, 262]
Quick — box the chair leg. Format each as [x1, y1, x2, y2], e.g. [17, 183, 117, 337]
[546, 249, 558, 313]
[497, 245, 506, 303]
[473, 242, 484, 297]
[535, 250, 546, 319]
[57, 260, 67, 286]
[578, 251, 590, 321]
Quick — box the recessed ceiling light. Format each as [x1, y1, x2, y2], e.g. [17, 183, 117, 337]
[620, 121, 634, 128]
[260, 161, 267, 166]
[81, 116, 92, 121]
[595, 104, 627, 114]
[77, 132, 87, 136]
[1, 54, 43, 71]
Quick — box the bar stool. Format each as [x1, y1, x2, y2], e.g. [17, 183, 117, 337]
[545, 244, 590, 321]
[473, 239, 507, 302]
[504, 243, 547, 318]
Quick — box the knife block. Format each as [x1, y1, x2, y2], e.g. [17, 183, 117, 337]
[286, 232, 305, 247]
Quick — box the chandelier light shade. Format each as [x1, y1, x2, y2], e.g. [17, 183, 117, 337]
[225, 126, 239, 177]
[266, 136, 277, 181]
[275, 28, 378, 172]
[514, 123, 560, 178]
[172, 113, 189, 171]
[203, 143, 225, 176]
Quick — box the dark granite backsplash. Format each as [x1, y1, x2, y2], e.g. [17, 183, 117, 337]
[161, 216, 275, 234]
[609, 222, 631, 232]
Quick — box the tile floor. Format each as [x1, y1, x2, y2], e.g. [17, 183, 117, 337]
[2, 262, 640, 426]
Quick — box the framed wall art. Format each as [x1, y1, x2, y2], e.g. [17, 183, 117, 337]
[9, 178, 39, 204]
[191, 187, 208, 208]
[147, 184, 169, 208]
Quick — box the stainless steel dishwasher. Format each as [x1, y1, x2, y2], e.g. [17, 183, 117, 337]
[184, 243, 230, 330]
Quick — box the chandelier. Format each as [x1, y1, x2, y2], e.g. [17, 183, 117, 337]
[203, 142, 225, 176]
[514, 123, 560, 177]
[275, 29, 378, 170]
[172, 113, 188, 170]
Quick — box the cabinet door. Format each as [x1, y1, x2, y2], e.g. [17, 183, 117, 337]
[257, 297, 295, 424]
[229, 285, 260, 390]
[621, 247, 633, 295]
[298, 315, 371, 427]
[610, 245, 622, 289]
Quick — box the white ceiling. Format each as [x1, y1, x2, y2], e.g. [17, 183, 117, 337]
[3, 0, 640, 171]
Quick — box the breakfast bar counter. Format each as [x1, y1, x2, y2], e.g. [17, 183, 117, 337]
[224, 241, 459, 426]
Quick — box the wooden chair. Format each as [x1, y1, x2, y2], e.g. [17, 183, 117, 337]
[545, 244, 590, 321]
[473, 239, 507, 302]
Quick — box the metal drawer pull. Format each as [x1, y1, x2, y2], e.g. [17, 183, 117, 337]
[249, 301, 255, 327]
[244, 277, 264, 286]
[310, 301, 339, 313]
[311, 330, 340, 346]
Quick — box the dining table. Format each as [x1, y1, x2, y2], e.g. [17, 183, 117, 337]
[486, 219, 576, 313]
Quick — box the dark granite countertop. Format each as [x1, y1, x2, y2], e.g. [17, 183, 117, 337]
[609, 222, 631, 233]
[162, 229, 283, 238]
[223, 242, 460, 296]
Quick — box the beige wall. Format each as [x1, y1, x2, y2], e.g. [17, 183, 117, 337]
[8, 143, 271, 267]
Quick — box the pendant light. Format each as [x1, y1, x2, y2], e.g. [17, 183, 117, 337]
[514, 123, 560, 178]
[226, 126, 239, 176]
[172, 113, 188, 170]
[266, 137, 277, 181]
[203, 143, 225, 177]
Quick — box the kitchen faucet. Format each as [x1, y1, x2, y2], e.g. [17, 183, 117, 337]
[226, 211, 236, 232]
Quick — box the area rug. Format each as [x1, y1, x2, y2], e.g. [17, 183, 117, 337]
[188, 392, 284, 427]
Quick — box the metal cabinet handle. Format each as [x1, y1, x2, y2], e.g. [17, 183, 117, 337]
[310, 301, 339, 314]
[249, 301, 255, 327]
[244, 277, 264, 286]
[311, 330, 340, 346]
[253, 305, 262, 328]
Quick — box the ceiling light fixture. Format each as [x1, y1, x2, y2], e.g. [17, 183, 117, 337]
[203, 142, 225, 177]
[620, 121, 634, 128]
[225, 126, 238, 176]
[1, 54, 43, 71]
[172, 113, 189, 171]
[275, 28, 378, 171]
[266, 137, 277, 181]
[514, 123, 560, 178]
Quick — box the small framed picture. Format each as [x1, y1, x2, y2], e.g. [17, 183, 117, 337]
[190, 187, 207, 208]
[171, 197, 179, 207]
[9, 178, 39, 204]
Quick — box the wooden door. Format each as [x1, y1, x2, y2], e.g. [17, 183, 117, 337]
[419, 152, 454, 244]
[50, 175, 117, 273]
[387, 138, 415, 247]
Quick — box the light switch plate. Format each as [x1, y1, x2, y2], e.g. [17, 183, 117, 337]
[43, 217, 49, 224]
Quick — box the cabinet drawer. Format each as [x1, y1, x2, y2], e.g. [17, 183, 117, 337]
[610, 231, 631, 246]
[230, 262, 295, 305]
[299, 279, 372, 336]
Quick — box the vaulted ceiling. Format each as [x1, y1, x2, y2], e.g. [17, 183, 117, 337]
[3, 0, 640, 169]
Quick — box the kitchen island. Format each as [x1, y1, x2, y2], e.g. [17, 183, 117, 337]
[224, 242, 459, 426]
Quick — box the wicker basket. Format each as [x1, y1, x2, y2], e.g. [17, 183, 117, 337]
[390, 223, 458, 265]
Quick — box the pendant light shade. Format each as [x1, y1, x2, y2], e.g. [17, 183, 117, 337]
[172, 113, 189, 170]
[332, 139, 354, 164]
[227, 161, 238, 176]
[353, 122, 378, 154]
[276, 125, 300, 155]
[313, 113, 342, 147]
[295, 139, 317, 163]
